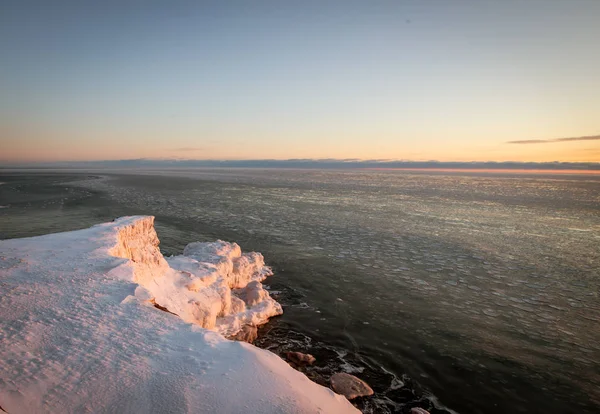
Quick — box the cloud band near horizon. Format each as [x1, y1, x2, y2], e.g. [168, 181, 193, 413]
[507, 135, 600, 144]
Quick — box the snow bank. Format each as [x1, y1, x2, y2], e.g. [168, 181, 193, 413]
[0, 216, 357, 413]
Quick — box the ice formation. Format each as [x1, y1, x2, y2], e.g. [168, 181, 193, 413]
[107, 217, 281, 336]
[0, 216, 357, 413]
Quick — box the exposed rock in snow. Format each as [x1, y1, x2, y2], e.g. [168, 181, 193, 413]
[0, 216, 358, 413]
[229, 324, 258, 343]
[286, 351, 317, 366]
[330, 372, 374, 400]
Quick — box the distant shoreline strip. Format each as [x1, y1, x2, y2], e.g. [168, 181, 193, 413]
[364, 168, 600, 175]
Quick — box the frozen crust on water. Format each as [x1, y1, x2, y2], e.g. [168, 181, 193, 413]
[0, 216, 358, 413]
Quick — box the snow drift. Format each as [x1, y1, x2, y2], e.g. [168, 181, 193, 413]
[0, 216, 357, 413]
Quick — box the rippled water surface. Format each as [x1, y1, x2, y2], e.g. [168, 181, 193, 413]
[1, 169, 599, 414]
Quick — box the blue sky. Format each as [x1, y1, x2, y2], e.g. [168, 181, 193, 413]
[1, 0, 599, 162]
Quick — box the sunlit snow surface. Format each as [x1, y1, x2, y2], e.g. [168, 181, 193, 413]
[0, 216, 357, 414]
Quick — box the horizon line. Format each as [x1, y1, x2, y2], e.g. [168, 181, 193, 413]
[1, 158, 600, 171]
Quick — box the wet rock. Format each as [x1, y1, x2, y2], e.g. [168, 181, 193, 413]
[286, 351, 316, 366]
[330, 372, 374, 400]
[411, 408, 430, 414]
[229, 325, 258, 343]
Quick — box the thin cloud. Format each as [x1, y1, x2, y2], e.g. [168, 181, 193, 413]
[507, 139, 549, 144]
[507, 134, 600, 144]
[555, 135, 600, 142]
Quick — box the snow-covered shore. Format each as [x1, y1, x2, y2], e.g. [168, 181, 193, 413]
[0, 216, 357, 413]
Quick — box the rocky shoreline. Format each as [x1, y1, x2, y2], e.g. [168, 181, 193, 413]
[253, 323, 450, 414]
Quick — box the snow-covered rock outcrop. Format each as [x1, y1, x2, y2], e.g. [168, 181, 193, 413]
[0, 216, 357, 413]
[106, 216, 281, 336]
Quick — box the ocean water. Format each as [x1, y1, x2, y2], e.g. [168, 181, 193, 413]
[1, 169, 599, 414]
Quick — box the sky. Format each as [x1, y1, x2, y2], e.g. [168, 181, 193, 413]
[1, 0, 599, 163]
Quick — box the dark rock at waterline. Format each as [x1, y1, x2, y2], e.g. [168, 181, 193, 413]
[254, 325, 456, 413]
[285, 351, 316, 366]
[229, 325, 258, 343]
[330, 372, 374, 400]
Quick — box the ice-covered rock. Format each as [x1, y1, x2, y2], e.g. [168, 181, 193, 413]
[411, 408, 431, 414]
[183, 240, 238, 279]
[184, 239, 242, 260]
[107, 215, 169, 285]
[231, 252, 271, 287]
[166, 256, 220, 290]
[182, 241, 273, 289]
[0, 216, 358, 413]
[106, 222, 282, 335]
[330, 372, 374, 399]
[230, 296, 247, 314]
[240, 280, 270, 306]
